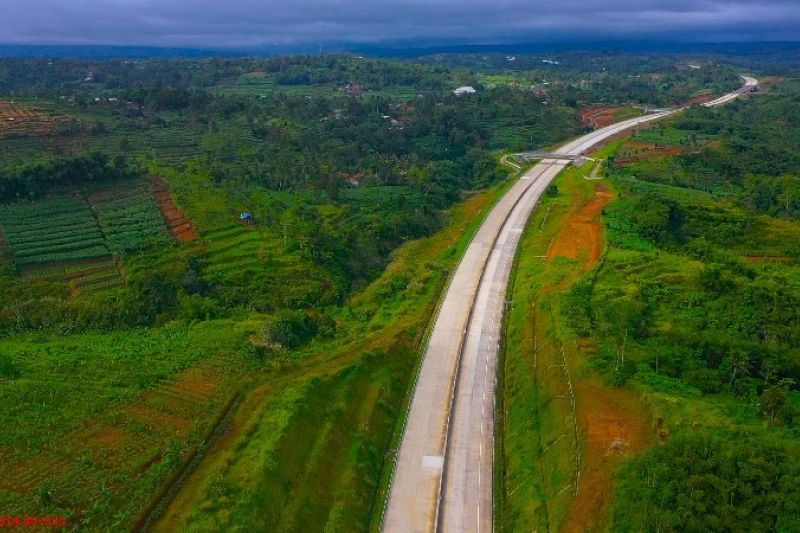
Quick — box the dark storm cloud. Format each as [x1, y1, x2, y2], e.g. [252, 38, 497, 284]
[0, 0, 798, 47]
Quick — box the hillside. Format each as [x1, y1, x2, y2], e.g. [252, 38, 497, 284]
[499, 79, 800, 531]
[0, 53, 784, 530]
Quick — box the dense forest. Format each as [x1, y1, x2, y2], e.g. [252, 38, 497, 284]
[0, 54, 741, 335]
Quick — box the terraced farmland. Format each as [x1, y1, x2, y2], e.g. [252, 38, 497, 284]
[203, 225, 281, 277]
[0, 179, 191, 291]
[88, 181, 172, 254]
[152, 177, 197, 241]
[0, 196, 110, 268]
[0, 101, 76, 138]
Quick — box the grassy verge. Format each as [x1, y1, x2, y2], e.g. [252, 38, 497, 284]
[497, 160, 596, 531]
[498, 142, 655, 531]
[151, 168, 523, 532]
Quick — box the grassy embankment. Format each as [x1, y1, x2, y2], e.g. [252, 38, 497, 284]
[498, 142, 655, 532]
[0, 155, 524, 529]
[501, 105, 800, 531]
[150, 162, 526, 531]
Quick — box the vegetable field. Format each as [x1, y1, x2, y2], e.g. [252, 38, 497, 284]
[0, 100, 76, 138]
[88, 181, 172, 254]
[0, 179, 185, 290]
[0, 196, 109, 267]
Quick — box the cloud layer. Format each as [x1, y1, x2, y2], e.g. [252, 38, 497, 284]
[1, 0, 799, 47]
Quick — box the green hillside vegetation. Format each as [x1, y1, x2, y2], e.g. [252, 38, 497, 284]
[570, 83, 800, 530]
[499, 80, 800, 532]
[0, 52, 777, 530]
[0, 163, 520, 529]
[0, 196, 109, 267]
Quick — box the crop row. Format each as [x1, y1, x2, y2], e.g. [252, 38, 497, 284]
[1, 194, 86, 209]
[0, 197, 88, 217]
[14, 246, 111, 266]
[100, 205, 164, 223]
[4, 216, 98, 233]
[80, 278, 125, 293]
[13, 237, 106, 258]
[4, 217, 101, 235]
[71, 268, 120, 284]
[92, 193, 155, 208]
[0, 210, 93, 228]
[0, 215, 95, 235]
[5, 227, 103, 247]
[91, 184, 173, 255]
[106, 233, 170, 254]
[21, 263, 112, 279]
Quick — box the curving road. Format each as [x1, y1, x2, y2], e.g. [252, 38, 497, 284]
[382, 76, 757, 533]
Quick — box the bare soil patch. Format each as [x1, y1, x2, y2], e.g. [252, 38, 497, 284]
[547, 184, 613, 268]
[579, 107, 632, 129]
[615, 141, 687, 164]
[151, 177, 197, 242]
[564, 377, 653, 532]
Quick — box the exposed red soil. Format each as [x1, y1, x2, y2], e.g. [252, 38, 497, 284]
[564, 377, 654, 532]
[86, 423, 125, 448]
[0, 452, 73, 494]
[547, 183, 613, 268]
[544, 180, 656, 530]
[151, 177, 197, 242]
[579, 106, 630, 129]
[0, 360, 227, 503]
[757, 77, 782, 90]
[127, 404, 195, 436]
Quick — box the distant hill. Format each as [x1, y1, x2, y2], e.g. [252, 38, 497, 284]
[1, 40, 798, 62]
[0, 44, 238, 58]
[356, 40, 800, 58]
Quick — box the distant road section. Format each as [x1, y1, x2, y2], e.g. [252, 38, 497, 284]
[382, 76, 756, 533]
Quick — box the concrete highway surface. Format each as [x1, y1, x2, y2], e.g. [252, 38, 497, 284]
[382, 76, 757, 533]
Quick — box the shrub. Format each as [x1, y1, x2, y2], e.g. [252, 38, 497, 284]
[0, 353, 19, 379]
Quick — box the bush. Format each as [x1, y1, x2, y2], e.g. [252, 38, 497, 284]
[0, 353, 19, 379]
[259, 310, 318, 350]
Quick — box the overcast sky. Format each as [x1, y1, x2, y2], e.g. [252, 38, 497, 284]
[0, 0, 798, 48]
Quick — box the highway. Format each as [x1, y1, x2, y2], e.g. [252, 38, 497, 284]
[382, 76, 757, 533]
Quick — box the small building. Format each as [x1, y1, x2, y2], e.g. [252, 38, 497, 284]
[453, 86, 477, 96]
[240, 212, 254, 225]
